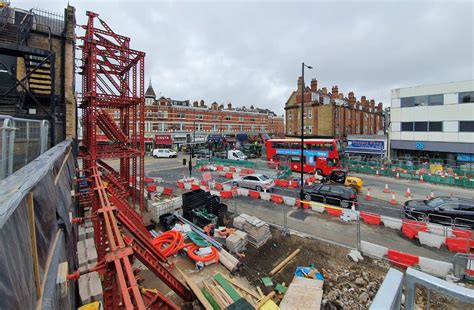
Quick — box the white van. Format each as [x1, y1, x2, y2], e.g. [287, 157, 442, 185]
[152, 148, 177, 158]
[228, 150, 248, 161]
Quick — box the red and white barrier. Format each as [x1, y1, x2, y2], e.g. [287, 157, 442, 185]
[387, 249, 419, 268]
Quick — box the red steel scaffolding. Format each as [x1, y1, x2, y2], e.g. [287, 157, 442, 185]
[77, 11, 193, 309]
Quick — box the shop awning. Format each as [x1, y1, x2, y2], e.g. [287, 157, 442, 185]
[236, 133, 248, 142]
[155, 134, 172, 145]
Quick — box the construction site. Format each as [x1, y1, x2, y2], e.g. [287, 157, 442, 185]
[0, 2, 473, 310]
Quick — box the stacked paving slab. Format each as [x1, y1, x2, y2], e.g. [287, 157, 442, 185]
[225, 230, 248, 254]
[77, 221, 103, 305]
[233, 214, 271, 248]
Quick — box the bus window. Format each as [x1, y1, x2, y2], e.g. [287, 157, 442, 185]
[290, 156, 300, 163]
[328, 158, 338, 167]
[324, 143, 334, 151]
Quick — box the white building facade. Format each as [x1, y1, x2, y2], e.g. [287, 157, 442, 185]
[390, 80, 474, 165]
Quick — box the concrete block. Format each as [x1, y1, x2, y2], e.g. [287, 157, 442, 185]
[77, 240, 86, 253]
[87, 247, 98, 264]
[78, 226, 86, 241]
[85, 220, 93, 228]
[361, 241, 388, 259]
[223, 166, 230, 172]
[210, 190, 220, 196]
[223, 184, 232, 191]
[184, 182, 192, 190]
[260, 192, 271, 201]
[284, 197, 296, 206]
[311, 204, 325, 213]
[418, 231, 445, 249]
[86, 227, 94, 239]
[89, 272, 103, 303]
[56, 262, 68, 299]
[78, 274, 91, 305]
[381, 216, 403, 230]
[237, 188, 249, 196]
[85, 238, 95, 249]
[427, 223, 446, 236]
[419, 256, 452, 277]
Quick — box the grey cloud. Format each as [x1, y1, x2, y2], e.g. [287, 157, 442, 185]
[17, 0, 473, 114]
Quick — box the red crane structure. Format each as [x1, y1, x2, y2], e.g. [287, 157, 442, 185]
[77, 11, 193, 309]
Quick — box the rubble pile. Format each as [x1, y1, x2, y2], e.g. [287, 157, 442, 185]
[320, 266, 385, 309]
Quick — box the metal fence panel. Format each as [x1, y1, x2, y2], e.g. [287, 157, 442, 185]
[0, 115, 49, 180]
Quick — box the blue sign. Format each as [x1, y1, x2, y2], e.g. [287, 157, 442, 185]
[276, 149, 329, 157]
[236, 133, 248, 142]
[457, 154, 474, 162]
[347, 140, 384, 151]
[415, 142, 425, 150]
[207, 134, 222, 142]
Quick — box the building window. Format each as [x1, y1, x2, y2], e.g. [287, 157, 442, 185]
[251, 124, 255, 131]
[212, 114, 218, 120]
[308, 125, 312, 134]
[459, 121, 474, 132]
[401, 122, 413, 131]
[157, 111, 164, 118]
[240, 124, 243, 131]
[114, 111, 120, 119]
[226, 116, 232, 121]
[261, 125, 265, 131]
[308, 109, 312, 119]
[250, 117, 256, 122]
[288, 112, 292, 120]
[401, 97, 415, 108]
[414, 122, 428, 132]
[177, 112, 185, 118]
[196, 114, 203, 119]
[212, 124, 218, 131]
[428, 122, 443, 132]
[459, 91, 474, 103]
[239, 116, 244, 122]
[428, 94, 443, 106]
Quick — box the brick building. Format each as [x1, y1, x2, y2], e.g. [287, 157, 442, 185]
[0, 4, 76, 144]
[106, 82, 285, 151]
[285, 77, 385, 140]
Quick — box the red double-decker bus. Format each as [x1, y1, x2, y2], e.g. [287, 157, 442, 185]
[265, 138, 345, 175]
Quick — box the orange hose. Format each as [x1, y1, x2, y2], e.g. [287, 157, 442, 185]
[187, 244, 219, 263]
[151, 230, 185, 257]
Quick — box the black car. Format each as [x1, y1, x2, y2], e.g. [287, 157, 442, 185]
[404, 197, 474, 226]
[301, 184, 358, 208]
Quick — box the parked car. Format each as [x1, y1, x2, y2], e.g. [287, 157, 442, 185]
[195, 148, 211, 159]
[301, 183, 358, 208]
[403, 197, 474, 226]
[232, 174, 275, 192]
[152, 148, 177, 158]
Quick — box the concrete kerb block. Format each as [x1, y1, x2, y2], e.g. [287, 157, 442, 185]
[223, 184, 232, 191]
[210, 190, 221, 196]
[284, 197, 296, 206]
[78, 226, 86, 241]
[223, 166, 230, 172]
[85, 227, 94, 239]
[381, 215, 403, 230]
[89, 272, 104, 303]
[156, 186, 165, 194]
[311, 204, 325, 213]
[260, 192, 271, 201]
[79, 273, 91, 305]
[419, 256, 452, 278]
[238, 188, 249, 196]
[232, 172, 239, 179]
[87, 246, 98, 264]
[418, 231, 445, 248]
[184, 182, 192, 190]
[361, 241, 388, 259]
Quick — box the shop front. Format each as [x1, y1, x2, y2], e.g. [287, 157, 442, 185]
[346, 135, 387, 160]
[155, 134, 172, 149]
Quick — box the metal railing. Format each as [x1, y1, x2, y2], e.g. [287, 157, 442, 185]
[453, 253, 474, 281]
[0, 115, 49, 180]
[371, 267, 474, 309]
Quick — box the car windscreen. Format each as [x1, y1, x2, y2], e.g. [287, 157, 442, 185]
[427, 198, 446, 208]
[235, 150, 245, 157]
[260, 175, 270, 181]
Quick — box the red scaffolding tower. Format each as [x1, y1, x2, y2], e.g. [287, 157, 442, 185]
[77, 11, 193, 309]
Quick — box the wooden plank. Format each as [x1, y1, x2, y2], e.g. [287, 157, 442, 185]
[256, 286, 264, 298]
[219, 274, 260, 300]
[27, 192, 42, 300]
[201, 286, 221, 310]
[256, 291, 275, 309]
[176, 268, 213, 310]
[36, 231, 61, 310]
[212, 279, 233, 305]
[214, 273, 241, 302]
[203, 281, 226, 309]
[54, 149, 71, 185]
[269, 248, 300, 276]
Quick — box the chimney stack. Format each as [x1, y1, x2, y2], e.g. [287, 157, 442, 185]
[228, 102, 232, 110]
[297, 76, 303, 90]
[377, 102, 383, 112]
[370, 99, 376, 110]
[193, 100, 199, 107]
[331, 85, 339, 99]
[322, 87, 328, 95]
[200, 100, 205, 107]
[310, 78, 318, 91]
[348, 91, 356, 106]
[339, 93, 344, 100]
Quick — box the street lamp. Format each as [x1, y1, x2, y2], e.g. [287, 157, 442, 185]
[300, 62, 313, 200]
[189, 120, 196, 177]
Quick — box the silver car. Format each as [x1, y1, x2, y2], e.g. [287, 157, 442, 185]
[232, 174, 275, 192]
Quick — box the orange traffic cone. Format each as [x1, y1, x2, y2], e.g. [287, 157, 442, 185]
[383, 183, 390, 193]
[419, 174, 425, 183]
[376, 169, 380, 177]
[405, 187, 411, 197]
[396, 172, 400, 180]
[391, 192, 397, 205]
[351, 201, 356, 211]
[365, 188, 373, 201]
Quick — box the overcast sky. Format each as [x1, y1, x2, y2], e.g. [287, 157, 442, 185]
[16, 0, 473, 115]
